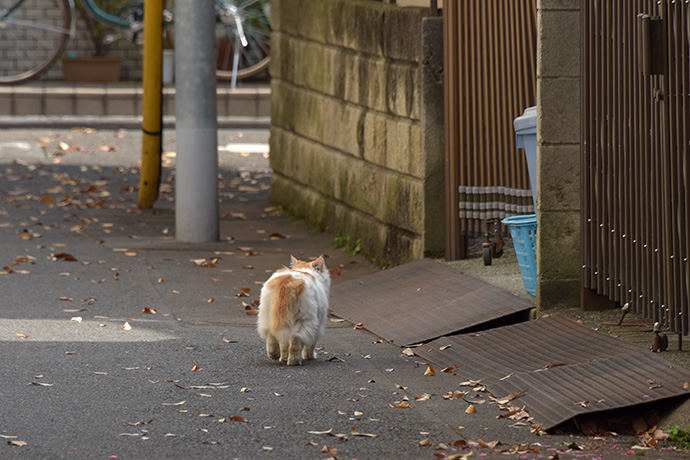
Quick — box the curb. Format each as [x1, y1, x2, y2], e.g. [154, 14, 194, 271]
[0, 115, 271, 130]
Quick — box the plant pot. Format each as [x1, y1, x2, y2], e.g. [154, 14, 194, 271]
[62, 57, 122, 83]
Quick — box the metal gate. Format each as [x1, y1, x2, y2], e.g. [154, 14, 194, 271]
[582, 0, 690, 334]
[444, 0, 537, 259]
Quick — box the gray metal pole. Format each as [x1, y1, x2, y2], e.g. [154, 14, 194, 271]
[174, 0, 219, 242]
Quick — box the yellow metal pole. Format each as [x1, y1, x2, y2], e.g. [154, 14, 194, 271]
[138, 0, 165, 208]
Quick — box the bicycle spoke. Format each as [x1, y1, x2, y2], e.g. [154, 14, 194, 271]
[214, 0, 271, 81]
[4, 16, 71, 35]
[0, 0, 72, 84]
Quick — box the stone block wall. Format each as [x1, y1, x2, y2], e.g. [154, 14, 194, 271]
[270, 0, 444, 266]
[536, 0, 581, 308]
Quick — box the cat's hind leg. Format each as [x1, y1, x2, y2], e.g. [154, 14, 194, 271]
[266, 335, 280, 360]
[287, 335, 303, 366]
[302, 343, 317, 361]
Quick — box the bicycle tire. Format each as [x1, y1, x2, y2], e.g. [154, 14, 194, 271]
[0, 0, 73, 85]
[214, 0, 271, 81]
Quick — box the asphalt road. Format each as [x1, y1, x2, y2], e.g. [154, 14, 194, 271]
[1, 127, 688, 459]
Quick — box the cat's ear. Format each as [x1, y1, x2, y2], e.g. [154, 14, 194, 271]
[312, 256, 326, 272]
[290, 255, 299, 267]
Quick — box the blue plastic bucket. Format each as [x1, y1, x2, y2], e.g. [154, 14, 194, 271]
[501, 214, 537, 296]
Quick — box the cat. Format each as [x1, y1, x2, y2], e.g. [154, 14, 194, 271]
[257, 255, 331, 366]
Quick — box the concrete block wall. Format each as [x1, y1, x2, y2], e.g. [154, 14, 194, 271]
[536, 0, 581, 309]
[270, 0, 444, 266]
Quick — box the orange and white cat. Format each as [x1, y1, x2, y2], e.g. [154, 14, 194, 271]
[257, 256, 331, 365]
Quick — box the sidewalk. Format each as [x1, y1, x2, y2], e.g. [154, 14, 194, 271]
[1, 127, 688, 459]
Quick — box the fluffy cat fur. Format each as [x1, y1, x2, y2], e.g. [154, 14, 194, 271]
[257, 255, 331, 365]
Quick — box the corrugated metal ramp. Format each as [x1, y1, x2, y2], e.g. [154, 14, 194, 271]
[414, 315, 690, 430]
[330, 259, 534, 346]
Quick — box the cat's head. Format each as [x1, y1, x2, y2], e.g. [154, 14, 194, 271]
[290, 255, 329, 275]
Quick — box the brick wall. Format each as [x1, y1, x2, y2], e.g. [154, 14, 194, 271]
[0, 1, 143, 82]
[269, 0, 444, 266]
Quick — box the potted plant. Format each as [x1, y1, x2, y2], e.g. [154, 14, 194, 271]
[62, 0, 133, 82]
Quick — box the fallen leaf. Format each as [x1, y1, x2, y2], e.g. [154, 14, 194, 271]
[122, 322, 131, 331]
[8, 440, 27, 447]
[491, 389, 528, 405]
[53, 252, 77, 262]
[161, 400, 186, 406]
[15, 333, 30, 339]
[439, 344, 452, 351]
[227, 416, 248, 423]
[354, 323, 364, 330]
[390, 402, 411, 409]
[245, 310, 259, 316]
[262, 446, 274, 451]
[465, 404, 477, 414]
[192, 365, 202, 372]
[419, 438, 432, 446]
[307, 428, 334, 435]
[329, 318, 346, 323]
[221, 334, 237, 343]
[441, 365, 459, 373]
[59, 297, 74, 301]
[70, 316, 83, 323]
[424, 365, 436, 376]
[29, 382, 54, 387]
[330, 267, 341, 276]
[141, 307, 157, 314]
[415, 394, 432, 401]
[240, 387, 251, 393]
[402, 348, 415, 356]
[477, 439, 499, 449]
[191, 258, 218, 267]
[350, 426, 377, 438]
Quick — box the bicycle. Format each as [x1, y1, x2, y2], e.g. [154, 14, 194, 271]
[0, 0, 271, 85]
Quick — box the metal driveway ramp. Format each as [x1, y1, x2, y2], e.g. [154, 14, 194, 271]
[330, 259, 534, 346]
[414, 315, 690, 430]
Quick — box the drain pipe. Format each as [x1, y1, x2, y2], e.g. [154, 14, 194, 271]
[174, 0, 219, 242]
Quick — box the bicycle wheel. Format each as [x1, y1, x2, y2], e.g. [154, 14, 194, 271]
[214, 0, 270, 81]
[0, 0, 73, 84]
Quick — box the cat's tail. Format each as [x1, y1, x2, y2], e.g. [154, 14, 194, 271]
[267, 275, 306, 335]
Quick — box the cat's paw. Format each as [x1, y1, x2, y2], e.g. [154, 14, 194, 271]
[302, 347, 316, 360]
[286, 356, 301, 366]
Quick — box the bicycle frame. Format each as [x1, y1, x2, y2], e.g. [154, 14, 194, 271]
[80, 0, 141, 31]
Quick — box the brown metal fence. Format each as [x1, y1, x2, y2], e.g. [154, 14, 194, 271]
[444, 0, 537, 260]
[582, 0, 690, 334]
